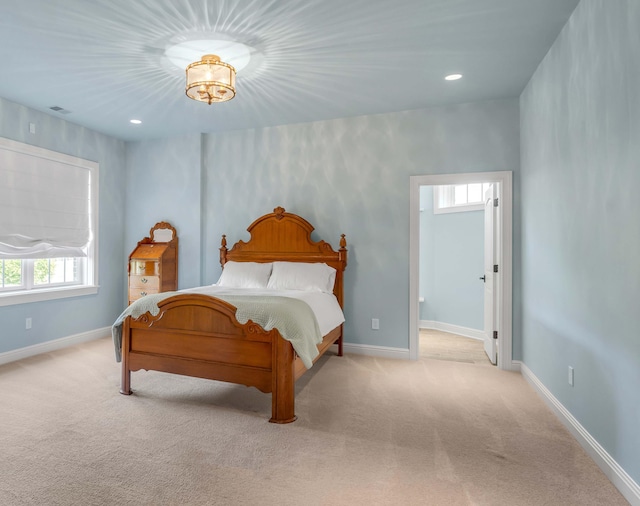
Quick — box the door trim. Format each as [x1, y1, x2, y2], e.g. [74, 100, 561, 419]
[409, 171, 514, 370]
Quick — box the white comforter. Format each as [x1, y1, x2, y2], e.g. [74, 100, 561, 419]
[183, 285, 345, 337]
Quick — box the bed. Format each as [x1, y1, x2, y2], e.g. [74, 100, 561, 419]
[114, 207, 347, 423]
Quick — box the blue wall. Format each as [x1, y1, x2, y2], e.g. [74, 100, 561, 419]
[419, 186, 484, 330]
[520, 0, 640, 485]
[0, 97, 126, 353]
[198, 101, 519, 350]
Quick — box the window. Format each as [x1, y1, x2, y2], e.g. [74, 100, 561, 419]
[0, 259, 22, 289]
[433, 183, 493, 214]
[0, 258, 82, 292]
[0, 137, 98, 306]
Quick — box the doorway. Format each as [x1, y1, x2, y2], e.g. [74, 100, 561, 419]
[418, 181, 495, 365]
[409, 172, 514, 370]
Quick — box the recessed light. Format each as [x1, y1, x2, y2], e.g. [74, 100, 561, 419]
[130, 119, 142, 125]
[445, 74, 463, 81]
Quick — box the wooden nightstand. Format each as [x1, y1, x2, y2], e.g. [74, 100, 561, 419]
[127, 222, 178, 305]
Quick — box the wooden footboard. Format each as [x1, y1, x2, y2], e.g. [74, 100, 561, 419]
[120, 294, 342, 423]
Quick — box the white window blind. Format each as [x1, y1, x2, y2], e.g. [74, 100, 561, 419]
[0, 138, 94, 259]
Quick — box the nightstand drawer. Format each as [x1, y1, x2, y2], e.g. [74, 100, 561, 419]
[129, 275, 160, 290]
[128, 287, 158, 302]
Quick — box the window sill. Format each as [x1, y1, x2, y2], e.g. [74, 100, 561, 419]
[0, 285, 99, 307]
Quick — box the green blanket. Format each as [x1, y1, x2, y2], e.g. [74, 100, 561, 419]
[111, 292, 323, 369]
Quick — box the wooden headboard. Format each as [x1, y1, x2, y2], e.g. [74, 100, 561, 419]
[219, 207, 348, 307]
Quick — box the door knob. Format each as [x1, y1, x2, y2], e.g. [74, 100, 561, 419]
[479, 275, 486, 282]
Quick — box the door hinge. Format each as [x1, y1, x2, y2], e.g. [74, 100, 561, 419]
[493, 264, 498, 273]
[493, 331, 498, 340]
[494, 197, 499, 207]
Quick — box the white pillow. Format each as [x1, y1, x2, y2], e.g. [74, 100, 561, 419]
[217, 261, 272, 289]
[267, 262, 336, 293]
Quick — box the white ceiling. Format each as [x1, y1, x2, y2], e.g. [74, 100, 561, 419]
[0, 0, 579, 142]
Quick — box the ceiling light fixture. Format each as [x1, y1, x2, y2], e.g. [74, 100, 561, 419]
[185, 54, 236, 105]
[445, 74, 463, 81]
[130, 119, 142, 124]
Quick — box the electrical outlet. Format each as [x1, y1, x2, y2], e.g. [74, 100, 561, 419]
[371, 318, 379, 330]
[26, 317, 32, 330]
[568, 366, 574, 387]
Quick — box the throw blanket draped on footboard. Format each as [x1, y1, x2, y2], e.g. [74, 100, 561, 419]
[111, 292, 323, 369]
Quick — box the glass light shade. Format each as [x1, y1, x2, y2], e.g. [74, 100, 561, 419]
[185, 55, 236, 104]
[167, 40, 251, 73]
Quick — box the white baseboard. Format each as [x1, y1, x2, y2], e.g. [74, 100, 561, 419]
[509, 360, 522, 373]
[520, 362, 640, 506]
[420, 320, 484, 341]
[331, 343, 410, 360]
[0, 327, 111, 366]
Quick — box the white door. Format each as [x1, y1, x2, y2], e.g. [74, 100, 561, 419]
[483, 184, 497, 364]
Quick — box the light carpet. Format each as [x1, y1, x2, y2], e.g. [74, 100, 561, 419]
[0, 337, 629, 505]
[420, 329, 491, 365]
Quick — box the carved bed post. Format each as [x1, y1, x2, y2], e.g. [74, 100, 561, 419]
[336, 233, 348, 356]
[339, 234, 347, 254]
[270, 335, 297, 423]
[120, 319, 132, 395]
[219, 235, 228, 267]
